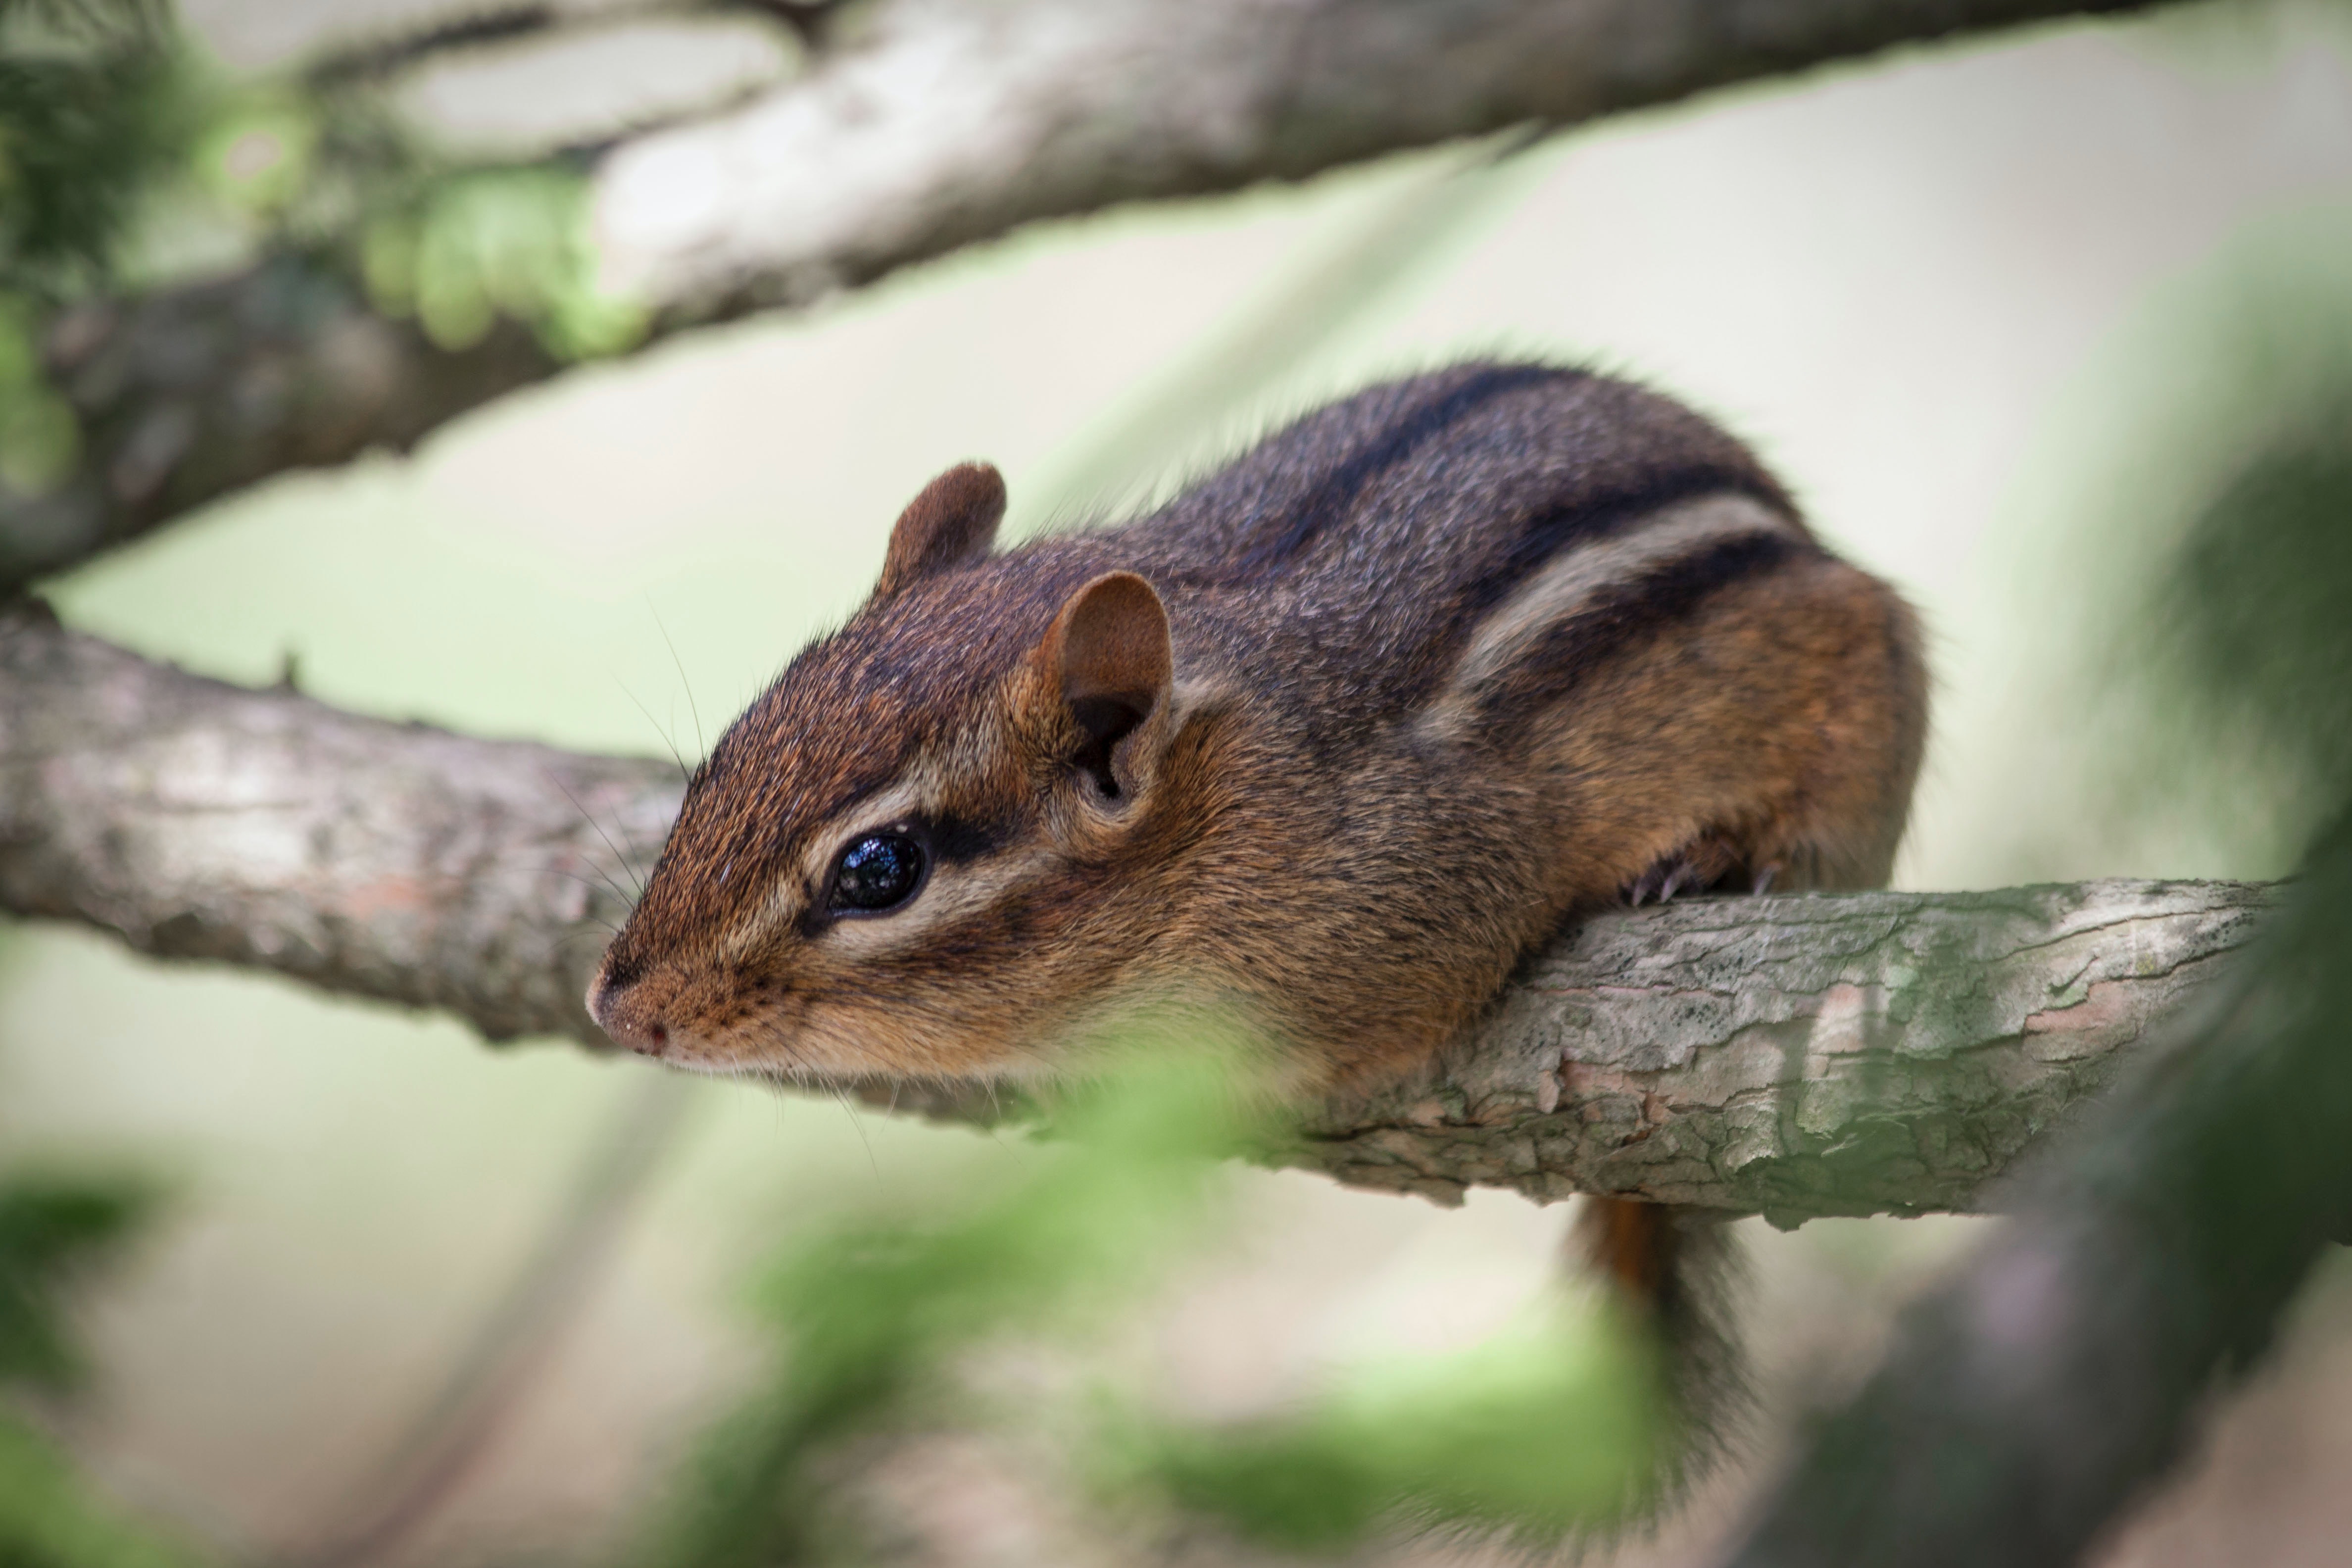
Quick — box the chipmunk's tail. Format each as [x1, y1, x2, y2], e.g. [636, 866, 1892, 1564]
[1574, 1197, 1749, 1483]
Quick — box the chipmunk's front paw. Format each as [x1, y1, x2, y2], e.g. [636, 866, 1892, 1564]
[1621, 834, 1744, 907]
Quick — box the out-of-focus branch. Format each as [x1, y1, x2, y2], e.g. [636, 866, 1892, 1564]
[3, 0, 2167, 590]
[5, 256, 558, 593]
[0, 603, 2273, 1222]
[592, 0, 2165, 314]
[1723, 808, 2352, 1568]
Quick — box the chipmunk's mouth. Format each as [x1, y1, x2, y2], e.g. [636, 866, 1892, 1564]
[587, 953, 1045, 1083]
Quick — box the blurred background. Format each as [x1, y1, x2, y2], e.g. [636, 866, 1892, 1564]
[6, 0, 2352, 1564]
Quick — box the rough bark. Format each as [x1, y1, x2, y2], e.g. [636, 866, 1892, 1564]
[0, 603, 2272, 1223]
[0, 599, 669, 1047]
[1722, 808, 2352, 1568]
[1283, 876, 2271, 1220]
[2, 0, 2167, 591]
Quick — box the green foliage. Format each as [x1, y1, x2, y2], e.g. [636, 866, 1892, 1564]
[0, 0, 642, 419]
[0, 1415, 203, 1568]
[0, 0, 192, 498]
[0, 1168, 205, 1568]
[361, 167, 647, 360]
[1127, 1305, 1661, 1551]
[2153, 414, 2352, 820]
[0, 0, 187, 299]
[0, 294, 76, 494]
[637, 1038, 1666, 1566]
[0, 1173, 154, 1392]
[189, 93, 318, 221]
[2032, 210, 2352, 880]
[641, 1045, 1264, 1567]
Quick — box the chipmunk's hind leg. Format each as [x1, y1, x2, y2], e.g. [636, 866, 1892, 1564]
[1723, 560, 1930, 897]
[1604, 553, 1927, 908]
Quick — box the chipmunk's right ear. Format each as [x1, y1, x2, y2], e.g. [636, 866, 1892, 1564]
[1029, 571, 1174, 803]
[873, 462, 1006, 601]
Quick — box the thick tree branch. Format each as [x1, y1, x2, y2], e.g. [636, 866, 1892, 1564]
[1723, 809, 2352, 1568]
[2, 0, 2167, 590]
[0, 603, 2272, 1222]
[1283, 875, 2269, 1219]
[593, 0, 2164, 313]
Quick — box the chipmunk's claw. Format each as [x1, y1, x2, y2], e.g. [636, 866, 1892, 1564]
[1623, 834, 1748, 908]
[1622, 857, 1688, 908]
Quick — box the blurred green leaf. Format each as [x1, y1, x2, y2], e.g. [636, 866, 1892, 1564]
[191, 96, 317, 217]
[0, 1415, 204, 1568]
[0, 1168, 205, 1568]
[2014, 208, 2352, 882]
[637, 1034, 1670, 1564]
[2156, 416, 2352, 810]
[0, 0, 187, 297]
[1126, 1303, 1663, 1550]
[642, 1041, 1271, 1567]
[363, 167, 646, 361]
[0, 1173, 157, 1394]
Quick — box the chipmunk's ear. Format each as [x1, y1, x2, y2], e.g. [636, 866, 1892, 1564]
[1034, 571, 1173, 802]
[873, 462, 1006, 601]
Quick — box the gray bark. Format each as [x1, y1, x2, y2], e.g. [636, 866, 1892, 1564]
[0, 599, 669, 1047]
[1286, 877, 2272, 1220]
[596, 0, 2164, 314]
[1722, 811, 2352, 1568]
[0, 602, 2270, 1223]
[2, 0, 2165, 592]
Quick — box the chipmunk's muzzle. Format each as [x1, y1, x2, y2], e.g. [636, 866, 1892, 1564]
[588, 949, 806, 1070]
[586, 959, 676, 1059]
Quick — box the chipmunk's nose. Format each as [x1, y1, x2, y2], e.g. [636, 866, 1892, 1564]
[587, 969, 671, 1058]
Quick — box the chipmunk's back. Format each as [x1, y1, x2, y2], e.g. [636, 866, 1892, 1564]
[1103, 363, 1803, 736]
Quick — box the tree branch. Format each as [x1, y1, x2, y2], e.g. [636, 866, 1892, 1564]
[0, 599, 667, 1047]
[592, 0, 2164, 314]
[5, 257, 558, 592]
[1283, 873, 2269, 1220]
[3, 0, 2167, 591]
[0, 603, 2272, 1222]
[1722, 808, 2352, 1568]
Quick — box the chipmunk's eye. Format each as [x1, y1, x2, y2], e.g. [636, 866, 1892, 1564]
[830, 832, 927, 914]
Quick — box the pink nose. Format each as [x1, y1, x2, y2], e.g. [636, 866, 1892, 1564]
[587, 977, 670, 1058]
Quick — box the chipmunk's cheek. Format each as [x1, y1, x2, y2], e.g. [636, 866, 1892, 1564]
[697, 986, 811, 1069]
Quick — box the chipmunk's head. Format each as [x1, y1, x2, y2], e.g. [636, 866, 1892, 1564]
[586, 463, 1200, 1082]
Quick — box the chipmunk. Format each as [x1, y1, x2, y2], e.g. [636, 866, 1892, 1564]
[588, 362, 1925, 1389]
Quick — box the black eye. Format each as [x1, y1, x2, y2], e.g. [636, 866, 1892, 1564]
[830, 832, 927, 913]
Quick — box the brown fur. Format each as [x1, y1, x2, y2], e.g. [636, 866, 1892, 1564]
[1580, 1195, 1677, 1304]
[872, 462, 1006, 602]
[588, 363, 1926, 1107]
